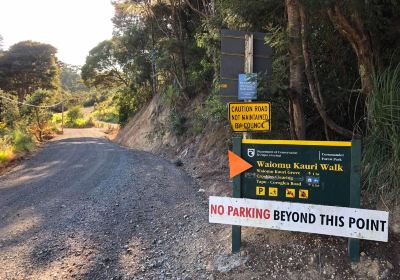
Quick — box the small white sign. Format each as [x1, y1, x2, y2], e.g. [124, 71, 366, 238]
[209, 196, 389, 242]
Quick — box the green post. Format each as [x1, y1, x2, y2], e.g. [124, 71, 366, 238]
[348, 139, 361, 262]
[232, 134, 243, 253]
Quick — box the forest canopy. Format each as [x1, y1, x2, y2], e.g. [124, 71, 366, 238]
[81, 0, 400, 199]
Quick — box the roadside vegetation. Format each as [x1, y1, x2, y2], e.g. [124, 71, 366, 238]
[363, 65, 400, 202]
[91, 96, 119, 124]
[1, 2, 399, 206]
[0, 42, 97, 168]
[77, 1, 400, 206]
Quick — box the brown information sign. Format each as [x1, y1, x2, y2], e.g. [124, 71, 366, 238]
[229, 102, 271, 132]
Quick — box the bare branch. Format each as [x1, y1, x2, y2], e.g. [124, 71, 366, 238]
[184, 0, 207, 18]
[300, 4, 354, 139]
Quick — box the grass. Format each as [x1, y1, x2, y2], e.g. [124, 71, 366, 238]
[0, 147, 14, 164]
[67, 117, 95, 128]
[0, 128, 34, 166]
[362, 64, 400, 203]
[12, 129, 34, 152]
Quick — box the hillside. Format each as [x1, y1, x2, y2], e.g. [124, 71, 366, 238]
[115, 93, 232, 197]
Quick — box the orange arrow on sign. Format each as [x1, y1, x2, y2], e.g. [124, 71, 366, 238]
[228, 150, 253, 178]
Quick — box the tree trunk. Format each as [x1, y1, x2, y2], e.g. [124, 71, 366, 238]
[171, 0, 188, 94]
[150, 21, 157, 96]
[35, 108, 43, 142]
[285, 0, 306, 139]
[300, 4, 354, 139]
[327, 4, 374, 96]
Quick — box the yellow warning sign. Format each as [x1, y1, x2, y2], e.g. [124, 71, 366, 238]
[285, 188, 295, 198]
[229, 102, 271, 132]
[256, 186, 265, 196]
[299, 189, 309, 199]
[268, 187, 278, 197]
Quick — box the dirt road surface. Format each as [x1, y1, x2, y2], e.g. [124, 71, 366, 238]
[0, 129, 217, 279]
[1, 128, 399, 280]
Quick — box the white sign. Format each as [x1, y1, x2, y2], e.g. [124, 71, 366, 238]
[209, 196, 389, 242]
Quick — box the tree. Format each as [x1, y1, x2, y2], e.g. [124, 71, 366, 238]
[0, 41, 60, 102]
[285, 0, 306, 139]
[327, 4, 374, 96]
[325, 1, 400, 96]
[299, 3, 354, 138]
[0, 90, 19, 128]
[81, 40, 129, 88]
[60, 63, 86, 93]
[22, 89, 54, 142]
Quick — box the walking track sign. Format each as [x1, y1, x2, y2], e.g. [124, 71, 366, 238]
[241, 139, 352, 206]
[209, 136, 390, 262]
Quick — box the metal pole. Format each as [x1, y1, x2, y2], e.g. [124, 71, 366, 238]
[61, 95, 64, 134]
[348, 138, 361, 262]
[232, 134, 243, 253]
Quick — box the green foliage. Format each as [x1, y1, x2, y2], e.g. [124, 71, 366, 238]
[82, 88, 109, 107]
[115, 88, 138, 125]
[168, 110, 187, 136]
[0, 147, 13, 164]
[67, 118, 94, 128]
[82, 1, 210, 123]
[203, 92, 228, 122]
[23, 89, 55, 142]
[51, 113, 62, 124]
[193, 90, 228, 134]
[81, 40, 126, 88]
[62, 105, 94, 128]
[12, 129, 34, 153]
[0, 41, 60, 101]
[91, 97, 119, 124]
[0, 91, 20, 128]
[66, 106, 84, 124]
[0, 127, 34, 164]
[163, 85, 182, 109]
[60, 63, 86, 93]
[362, 65, 400, 201]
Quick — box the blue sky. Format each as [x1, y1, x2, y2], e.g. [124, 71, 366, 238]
[0, 0, 114, 66]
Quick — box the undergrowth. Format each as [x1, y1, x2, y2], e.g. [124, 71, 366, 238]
[193, 90, 228, 135]
[52, 106, 95, 129]
[0, 127, 34, 165]
[362, 64, 400, 204]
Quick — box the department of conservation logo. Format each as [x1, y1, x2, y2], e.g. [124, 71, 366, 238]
[247, 148, 255, 158]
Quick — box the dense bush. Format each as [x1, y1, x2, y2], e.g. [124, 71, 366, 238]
[0, 128, 34, 164]
[23, 89, 54, 142]
[91, 96, 119, 124]
[66, 106, 84, 124]
[12, 129, 34, 152]
[193, 91, 228, 134]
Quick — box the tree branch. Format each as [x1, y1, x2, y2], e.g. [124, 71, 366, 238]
[184, 0, 207, 18]
[300, 4, 354, 139]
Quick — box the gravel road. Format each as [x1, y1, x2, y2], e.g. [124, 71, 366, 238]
[0, 129, 218, 279]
